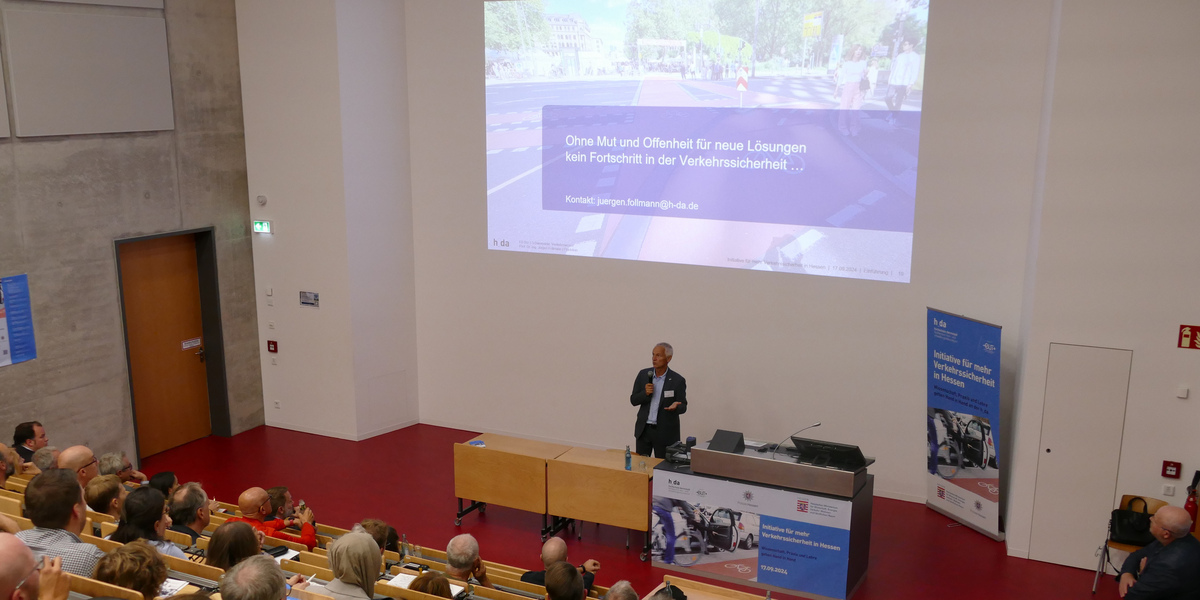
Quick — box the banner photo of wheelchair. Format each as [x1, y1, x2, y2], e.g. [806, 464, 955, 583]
[652, 470, 854, 599]
[925, 308, 1003, 540]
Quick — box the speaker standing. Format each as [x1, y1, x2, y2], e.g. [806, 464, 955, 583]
[631, 343, 687, 459]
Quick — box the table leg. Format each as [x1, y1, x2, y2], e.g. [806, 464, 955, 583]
[455, 497, 486, 526]
[541, 515, 573, 540]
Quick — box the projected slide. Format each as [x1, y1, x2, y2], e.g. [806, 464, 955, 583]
[486, 0, 929, 282]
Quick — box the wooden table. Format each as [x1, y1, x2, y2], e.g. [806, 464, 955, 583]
[548, 447, 662, 531]
[453, 433, 571, 528]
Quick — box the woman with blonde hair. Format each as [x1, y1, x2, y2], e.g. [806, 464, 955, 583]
[322, 532, 381, 600]
[84, 474, 127, 519]
[93, 540, 168, 600]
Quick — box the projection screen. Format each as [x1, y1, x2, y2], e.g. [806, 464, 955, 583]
[486, 0, 929, 282]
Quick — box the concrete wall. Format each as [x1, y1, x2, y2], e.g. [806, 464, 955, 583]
[0, 0, 262, 458]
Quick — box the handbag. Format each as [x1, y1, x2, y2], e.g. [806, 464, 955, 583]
[1109, 497, 1155, 546]
[859, 73, 872, 92]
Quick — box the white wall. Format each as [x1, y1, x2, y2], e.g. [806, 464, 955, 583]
[404, 0, 1049, 505]
[238, 0, 358, 438]
[336, 0, 420, 438]
[1005, 0, 1200, 557]
[237, 0, 419, 439]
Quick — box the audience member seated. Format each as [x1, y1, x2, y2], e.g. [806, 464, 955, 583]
[1119, 505, 1200, 599]
[445, 534, 493, 589]
[521, 537, 599, 591]
[109, 487, 187, 559]
[221, 555, 309, 600]
[228, 487, 318, 551]
[147, 472, 178, 498]
[385, 525, 401, 554]
[57, 446, 99, 488]
[544, 562, 584, 600]
[605, 581, 637, 600]
[16, 469, 107, 576]
[31, 447, 59, 472]
[0, 534, 70, 600]
[648, 585, 683, 600]
[93, 541, 168, 600]
[84, 475, 128, 520]
[206, 521, 264, 570]
[11, 422, 48, 463]
[98, 452, 147, 490]
[267, 486, 300, 528]
[320, 532, 380, 600]
[0, 448, 19, 488]
[408, 572, 452, 599]
[352, 519, 395, 556]
[168, 482, 212, 545]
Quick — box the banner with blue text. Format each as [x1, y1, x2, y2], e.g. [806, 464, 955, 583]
[0, 274, 38, 367]
[926, 308, 1002, 539]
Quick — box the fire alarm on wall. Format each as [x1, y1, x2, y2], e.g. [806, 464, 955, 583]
[1163, 461, 1182, 478]
[267, 340, 278, 353]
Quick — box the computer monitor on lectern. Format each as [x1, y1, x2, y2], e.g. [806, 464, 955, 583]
[790, 437, 868, 471]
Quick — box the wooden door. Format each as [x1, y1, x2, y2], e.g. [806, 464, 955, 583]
[1029, 343, 1131, 569]
[119, 234, 211, 457]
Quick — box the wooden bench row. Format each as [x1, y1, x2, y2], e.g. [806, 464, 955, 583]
[2, 475, 598, 600]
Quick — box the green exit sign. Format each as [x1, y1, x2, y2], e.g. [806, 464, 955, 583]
[252, 220, 272, 234]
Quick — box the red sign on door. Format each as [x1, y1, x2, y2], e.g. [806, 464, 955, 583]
[1180, 325, 1200, 349]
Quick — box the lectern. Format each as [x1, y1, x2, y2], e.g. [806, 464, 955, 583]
[652, 438, 873, 600]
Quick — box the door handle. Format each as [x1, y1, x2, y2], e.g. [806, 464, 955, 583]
[195, 347, 206, 363]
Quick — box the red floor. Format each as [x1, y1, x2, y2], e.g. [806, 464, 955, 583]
[142, 425, 1116, 600]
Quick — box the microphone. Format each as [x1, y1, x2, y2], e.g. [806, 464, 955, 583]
[769, 422, 821, 461]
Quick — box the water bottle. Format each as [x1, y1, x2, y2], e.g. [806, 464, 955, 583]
[625, 445, 632, 470]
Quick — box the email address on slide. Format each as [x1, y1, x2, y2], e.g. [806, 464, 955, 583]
[563, 195, 699, 211]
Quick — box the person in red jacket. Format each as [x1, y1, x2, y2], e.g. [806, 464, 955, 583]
[226, 487, 317, 551]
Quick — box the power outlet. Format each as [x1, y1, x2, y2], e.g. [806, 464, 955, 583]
[273, 400, 281, 409]
[1163, 484, 1176, 496]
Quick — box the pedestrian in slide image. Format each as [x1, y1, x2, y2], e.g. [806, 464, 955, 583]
[886, 39, 921, 124]
[866, 58, 880, 102]
[836, 45, 868, 136]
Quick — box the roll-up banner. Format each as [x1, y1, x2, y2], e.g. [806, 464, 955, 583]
[0, 274, 37, 368]
[926, 308, 1003, 540]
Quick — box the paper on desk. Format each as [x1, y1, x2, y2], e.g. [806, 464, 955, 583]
[388, 572, 464, 597]
[274, 549, 301, 563]
[160, 578, 189, 597]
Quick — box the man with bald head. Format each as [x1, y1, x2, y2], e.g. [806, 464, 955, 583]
[1119, 505, 1200, 599]
[56, 446, 98, 488]
[520, 537, 600, 591]
[446, 533, 494, 588]
[226, 486, 318, 550]
[0, 534, 69, 600]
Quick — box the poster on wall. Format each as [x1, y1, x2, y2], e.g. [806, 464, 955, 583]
[926, 308, 1002, 540]
[652, 471, 853, 599]
[0, 274, 38, 367]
